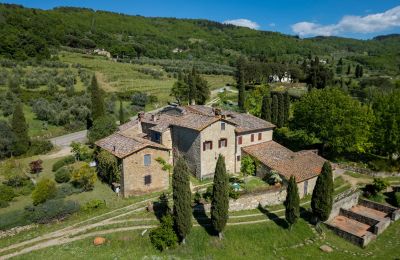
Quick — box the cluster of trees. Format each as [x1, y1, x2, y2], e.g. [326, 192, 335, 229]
[170, 68, 210, 105]
[1, 4, 398, 75]
[260, 92, 290, 127]
[150, 154, 229, 251]
[304, 56, 334, 89]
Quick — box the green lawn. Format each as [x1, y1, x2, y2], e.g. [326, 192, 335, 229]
[10, 217, 400, 259]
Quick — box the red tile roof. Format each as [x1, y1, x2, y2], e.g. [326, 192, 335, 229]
[242, 141, 326, 182]
[95, 132, 169, 159]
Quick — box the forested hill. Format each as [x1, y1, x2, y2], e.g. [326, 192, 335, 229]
[0, 3, 399, 72]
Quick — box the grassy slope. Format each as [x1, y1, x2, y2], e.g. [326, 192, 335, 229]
[59, 51, 234, 104]
[11, 219, 400, 259]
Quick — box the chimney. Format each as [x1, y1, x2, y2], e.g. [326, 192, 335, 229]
[137, 112, 144, 122]
[113, 145, 116, 152]
[151, 114, 158, 121]
[214, 108, 222, 117]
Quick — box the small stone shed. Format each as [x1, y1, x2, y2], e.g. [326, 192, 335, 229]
[242, 141, 326, 198]
[96, 132, 170, 197]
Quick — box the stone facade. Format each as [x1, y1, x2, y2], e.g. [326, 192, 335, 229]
[171, 125, 202, 177]
[235, 129, 273, 172]
[200, 121, 236, 178]
[121, 147, 170, 197]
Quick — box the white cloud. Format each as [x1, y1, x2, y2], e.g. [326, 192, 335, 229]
[268, 23, 276, 27]
[223, 18, 260, 29]
[292, 5, 400, 37]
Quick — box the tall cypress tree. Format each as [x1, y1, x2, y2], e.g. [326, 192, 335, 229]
[11, 103, 30, 155]
[277, 93, 285, 128]
[311, 161, 334, 222]
[236, 57, 246, 111]
[172, 156, 192, 244]
[211, 154, 229, 239]
[119, 100, 126, 124]
[284, 176, 300, 230]
[261, 95, 272, 122]
[346, 64, 351, 75]
[90, 76, 105, 120]
[271, 94, 279, 125]
[283, 92, 290, 125]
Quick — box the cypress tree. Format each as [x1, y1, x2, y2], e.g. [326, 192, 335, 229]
[284, 176, 300, 230]
[346, 64, 351, 75]
[90, 76, 105, 120]
[236, 57, 246, 111]
[211, 154, 229, 239]
[119, 100, 126, 124]
[283, 92, 290, 125]
[11, 103, 30, 155]
[261, 95, 271, 121]
[172, 156, 192, 244]
[277, 93, 285, 128]
[271, 94, 279, 125]
[311, 161, 334, 222]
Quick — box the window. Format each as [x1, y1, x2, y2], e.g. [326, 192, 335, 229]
[251, 134, 255, 142]
[153, 132, 161, 143]
[144, 154, 151, 166]
[237, 155, 241, 161]
[237, 136, 242, 145]
[219, 138, 227, 148]
[258, 132, 262, 141]
[144, 175, 152, 185]
[203, 141, 213, 151]
[221, 122, 226, 130]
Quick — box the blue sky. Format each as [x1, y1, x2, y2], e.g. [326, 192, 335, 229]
[2, 0, 400, 39]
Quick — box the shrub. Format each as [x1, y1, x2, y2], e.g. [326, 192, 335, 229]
[202, 185, 214, 202]
[96, 149, 120, 184]
[52, 155, 75, 172]
[71, 142, 93, 161]
[373, 178, 389, 193]
[82, 199, 106, 211]
[0, 200, 9, 208]
[55, 166, 72, 183]
[241, 155, 255, 176]
[28, 140, 53, 155]
[70, 164, 97, 191]
[31, 178, 57, 205]
[193, 192, 202, 204]
[3, 174, 29, 187]
[56, 183, 82, 198]
[24, 199, 80, 224]
[149, 214, 178, 251]
[229, 186, 240, 200]
[394, 192, 400, 207]
[29, 159, 43, 174]
[0, 185, 16, 202]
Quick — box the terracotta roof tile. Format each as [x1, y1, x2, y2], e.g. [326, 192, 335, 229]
[242, 141, 326, 182]
[95, 132, 169, 159]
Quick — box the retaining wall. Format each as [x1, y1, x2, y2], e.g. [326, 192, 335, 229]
[359, 199, 400, 221]
[325, 224, 375, 248]
[328, 189, 360, 221]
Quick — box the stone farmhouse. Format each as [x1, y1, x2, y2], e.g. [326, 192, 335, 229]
[96, 105, 326, 198]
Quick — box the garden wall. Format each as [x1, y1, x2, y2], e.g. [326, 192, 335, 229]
[325, 224, 375, 248]
[359, 199, 400, 221]
[194, 186, 287, 212]
[328, 189, 360, 221]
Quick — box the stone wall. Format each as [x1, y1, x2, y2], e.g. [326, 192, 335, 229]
[339, 208, 379, 228]
[195, 186, 287, 212]
[359, 199, 400, 220]
[121, 147, 169, 197]
[337, 163, 400, 177]
[325, 224, 375, 248]
[328, 189, 360, 221]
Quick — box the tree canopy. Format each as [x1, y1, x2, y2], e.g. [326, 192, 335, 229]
[292, 88, 374, 155]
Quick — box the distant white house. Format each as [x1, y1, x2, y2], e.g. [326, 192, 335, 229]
[93, 49, 111, 59]
[270, 72, 292, 83]
[172, 48, 184, 53]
